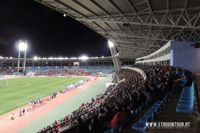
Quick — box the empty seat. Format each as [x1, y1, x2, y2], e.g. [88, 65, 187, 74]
[176, 82, 195, 113]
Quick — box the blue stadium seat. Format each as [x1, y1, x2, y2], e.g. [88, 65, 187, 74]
[132, 122, 147, 133]
[176, 82, 195, 113]
[132, 99, 163, 132]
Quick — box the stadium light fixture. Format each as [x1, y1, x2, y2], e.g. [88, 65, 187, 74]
[33, 56, 38, 60]
[79, 55, 89, 61]
[70, 57, 78, 60]
[18, 41, 28, 51]
[108, 40, 114, 48]
[17, 40, 28, 75]
[48, 57, 53, 60]
[58, 57, 64, 60]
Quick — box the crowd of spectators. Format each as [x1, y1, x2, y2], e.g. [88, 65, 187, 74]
[38, 69, 143, 133]
[0, 67, 15, 75]
[34, 70, 92, 76]
[38, 65, 190, 133]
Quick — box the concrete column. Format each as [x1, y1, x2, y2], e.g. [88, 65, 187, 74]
[109, 46, 121, 72]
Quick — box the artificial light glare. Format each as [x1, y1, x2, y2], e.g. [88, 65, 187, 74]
[33, 56, 38, 60]
[108, 40, 114, 48]
[18, 41, 28, 51]
[79, 55, 89, 61]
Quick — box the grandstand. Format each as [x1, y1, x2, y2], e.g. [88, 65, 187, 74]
[0, 0, 200, 133]
[135, 41, 200, 72]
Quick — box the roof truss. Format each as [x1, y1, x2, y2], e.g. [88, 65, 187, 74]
[36, 0, 200, 59]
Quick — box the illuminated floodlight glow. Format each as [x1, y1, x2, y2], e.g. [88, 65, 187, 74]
[63, 14, 66, 17]
[70, 57, 78, 60]
[79, 55, 89, 61]
[33, 56, 38, 60]
[58, 57, 64, 60]
[108, 40, 114, 48]
[18, 41, 28, 51]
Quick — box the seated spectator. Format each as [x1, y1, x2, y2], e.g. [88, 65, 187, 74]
[90, 115, 102, 133]
[110, 106, 128, 133]
[76, 117, 90, 133]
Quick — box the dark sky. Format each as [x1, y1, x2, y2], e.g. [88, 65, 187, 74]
[0, 0, 110, 58]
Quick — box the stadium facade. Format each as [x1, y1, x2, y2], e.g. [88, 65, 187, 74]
[0, 57, 134, 67]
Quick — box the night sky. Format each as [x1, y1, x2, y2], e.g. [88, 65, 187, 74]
[0, 0, 110, 58]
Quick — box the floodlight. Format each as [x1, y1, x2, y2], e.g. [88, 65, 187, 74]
[108, 40, 114, 48]
[79, 55, 89, 61]
[58, 57, 64, 60]
[63, 14, 66, 17]
[33, 56, 38, 60]
[48, 57, 53, 60]
[18, 41, 28, 51]
[70, 57, 77, 60]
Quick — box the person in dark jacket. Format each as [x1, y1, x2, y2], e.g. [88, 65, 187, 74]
[76, 117, 90, 133]
[91, 115, 102, 133]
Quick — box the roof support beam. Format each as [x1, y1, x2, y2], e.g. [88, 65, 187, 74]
[115, 39, 161, 48]
[36, 0, 200, 59]
[98, 31, 168, 41]
[118, 46, 154, 51]
[76, 16, 200, 29]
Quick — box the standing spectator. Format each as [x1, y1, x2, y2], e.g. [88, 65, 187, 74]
[19, 109, 22, 117]
[10, 113, 15, 120]
[22, 108, 26, 115]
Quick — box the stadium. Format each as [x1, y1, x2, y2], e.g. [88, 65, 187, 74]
[0, 0, 200, 133]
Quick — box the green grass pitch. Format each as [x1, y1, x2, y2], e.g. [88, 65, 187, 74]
[0, 76, 86, 115]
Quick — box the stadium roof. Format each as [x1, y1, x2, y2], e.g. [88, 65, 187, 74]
[36, 0, 200, 59]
